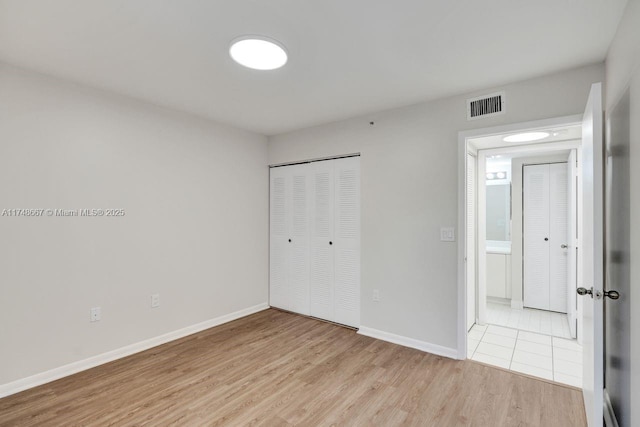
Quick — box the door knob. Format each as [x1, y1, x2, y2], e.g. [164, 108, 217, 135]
[577, 287, 593, 297]
[561, 244, 568, 249]
[604, 290, 620, 300]
[544, 237, 549, 241]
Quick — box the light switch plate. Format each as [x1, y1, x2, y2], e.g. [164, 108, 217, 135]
[440, 227, 455, 242]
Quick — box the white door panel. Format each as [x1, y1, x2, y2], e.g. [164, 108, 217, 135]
[289, 165, 311, 315]
[333, 157, 361, 327]
[270, 168, 290, 311]
[309, 160, 335, 321]
[523, 163, 569, 314]
[524, 164, 551, 310]
[580, 82, 604, 427]
[270, 157, 360, 328]
[549, 163, 569, 313]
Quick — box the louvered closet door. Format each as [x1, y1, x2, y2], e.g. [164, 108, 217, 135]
[333, 157, 360, 327]
[269, 166, 290, 311]
[309, 160, 335, 321]
[270, 157, 360, 327]
[269, 165, 310, 314]
[288, 164, 311, 315]
[548, 163, 568, 313]
[524, 164, 551, 311]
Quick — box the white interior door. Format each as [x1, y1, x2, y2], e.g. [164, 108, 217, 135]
[580, 82, 604, 427]
[466, 153, 476, 331]
[333, 157, 361, 327]
[270, 166, 290, 311]
[523, 164, 551, 310]
[270, 157, 360, 328]
[289, 164, 311, 315]
[567, 150, 578, 338]
[309, 160, 335, 321]
[270, 164, 311, 314]
[549, 163, 569, 313]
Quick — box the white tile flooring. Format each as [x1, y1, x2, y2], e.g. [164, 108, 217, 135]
[486, 302, 573, 339]
[468, 323, 583, 388]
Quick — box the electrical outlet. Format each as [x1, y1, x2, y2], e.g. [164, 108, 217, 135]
[373, 290, 380, 302]
[151, 293, 160, 308]
[440, 227, 455, 242]
[90, 307, 101, 322]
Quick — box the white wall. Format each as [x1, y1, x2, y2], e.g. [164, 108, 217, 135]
[605, 0, 640, 424]
[268, 63, 604, 352]
[0, 63, 269, 386]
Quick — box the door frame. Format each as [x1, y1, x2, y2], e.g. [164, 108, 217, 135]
[456, 114, 583, 359]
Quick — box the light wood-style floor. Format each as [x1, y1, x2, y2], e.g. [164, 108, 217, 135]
[0, 309, 586, 426]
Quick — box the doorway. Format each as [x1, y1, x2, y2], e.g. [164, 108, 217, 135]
[458, 116, 586, 387]
[459, 83, 607, 427]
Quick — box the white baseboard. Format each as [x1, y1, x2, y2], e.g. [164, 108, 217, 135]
[358, 326, 458, 359]
[0, 302, 269, 398]
[511, 300, 524, 310]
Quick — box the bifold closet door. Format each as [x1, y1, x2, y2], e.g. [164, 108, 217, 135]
[270, 156, 360, 328]
[309, 160, 335, 321]
[332, 157, 361, 327]
[269, 164, 310, 315]
[548, 163, 568, 313]
[523, 163, 568, 313]
[524, 164, 551, 311]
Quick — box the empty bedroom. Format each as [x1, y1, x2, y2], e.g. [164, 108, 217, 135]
[1, 1, 639, 426]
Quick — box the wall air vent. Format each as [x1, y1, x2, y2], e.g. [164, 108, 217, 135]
[466, 91, 505, 120]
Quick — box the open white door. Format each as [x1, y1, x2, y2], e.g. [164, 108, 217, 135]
[579, 83, 604, 427]
[567, 150, 578, 339]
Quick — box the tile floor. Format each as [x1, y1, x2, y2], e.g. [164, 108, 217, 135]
[468, 323, 583, 388]
[486, 302, 573, 339]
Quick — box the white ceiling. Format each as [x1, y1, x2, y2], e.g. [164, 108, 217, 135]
[0, 0, 628, 135]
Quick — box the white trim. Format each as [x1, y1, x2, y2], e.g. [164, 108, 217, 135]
[457, 129, 468, 359]
[0, 303, 269, 398]
[358, 326, 458, 359]
[458, 114, 583, 142]
[603, 389, 620, 427]
[511, 300, 524, 310]
[457, 114, 585, 362]
[477, 150, 487, 325]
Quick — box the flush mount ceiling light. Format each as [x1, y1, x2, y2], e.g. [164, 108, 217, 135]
[229, 36, 288, 70]
[486, 171, 507, 180]
[503, 131, 550, 143]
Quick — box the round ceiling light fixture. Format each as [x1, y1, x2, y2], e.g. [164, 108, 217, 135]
[229, 36, 288, 70]
[503, 132, 550, 143]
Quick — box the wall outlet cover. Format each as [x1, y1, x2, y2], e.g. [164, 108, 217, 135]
[440, 227, 455, 242]
[90, 307, 101, 322]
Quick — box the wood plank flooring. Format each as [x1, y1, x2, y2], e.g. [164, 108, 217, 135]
[0, 309, 586, 426]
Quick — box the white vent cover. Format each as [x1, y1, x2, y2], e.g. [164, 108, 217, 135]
[467, 91, 505, 120]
